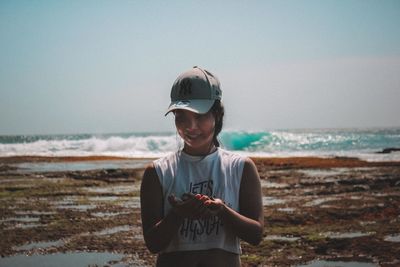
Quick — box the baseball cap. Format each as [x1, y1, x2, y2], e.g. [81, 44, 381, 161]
[165, 66, 222, 116]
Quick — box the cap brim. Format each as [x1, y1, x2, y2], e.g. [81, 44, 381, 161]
[165, 99, 214, 116]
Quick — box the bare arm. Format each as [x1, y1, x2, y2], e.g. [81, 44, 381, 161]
[140, 164, 183, 253]
[207, 158, 264, 245]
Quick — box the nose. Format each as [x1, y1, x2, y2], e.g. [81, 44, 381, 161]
[186, 116, 199, 131]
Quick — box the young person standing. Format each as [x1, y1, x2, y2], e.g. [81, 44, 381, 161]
[140, 66, 263, 267]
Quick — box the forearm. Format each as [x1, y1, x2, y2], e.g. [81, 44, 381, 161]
[144, 210, 183, 253]
[219, 204, 263, 245]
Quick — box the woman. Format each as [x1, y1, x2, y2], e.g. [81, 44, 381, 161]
[140, 66, 263, 267]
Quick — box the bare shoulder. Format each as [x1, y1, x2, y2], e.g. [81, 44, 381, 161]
[243, 157, 256, 167]
[242, 157, 260, 180]
[143, 163, 157, 177]
[141, 163, 161, 191]
[240, 157, 261, 195]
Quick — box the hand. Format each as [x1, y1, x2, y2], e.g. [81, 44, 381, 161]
[168, 193, 210, 220]
[197, 195, 225, 216]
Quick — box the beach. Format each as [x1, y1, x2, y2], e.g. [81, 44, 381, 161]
[0, 155, 399, 267]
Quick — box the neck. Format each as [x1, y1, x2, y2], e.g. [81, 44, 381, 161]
[183, 142, 217, 157]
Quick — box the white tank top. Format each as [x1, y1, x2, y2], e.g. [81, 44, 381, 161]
[153, 148, 246, 254]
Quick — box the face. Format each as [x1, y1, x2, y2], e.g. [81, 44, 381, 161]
[174, 109, 216, 155]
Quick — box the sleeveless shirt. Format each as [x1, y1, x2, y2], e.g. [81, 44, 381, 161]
[153, 148, 246, 254]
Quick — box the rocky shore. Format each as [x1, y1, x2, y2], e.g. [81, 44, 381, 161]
[0, 156, 399, 266]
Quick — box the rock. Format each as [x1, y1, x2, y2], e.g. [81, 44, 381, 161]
[0, 164, 18, 172]
[376, 147, 400, 154]
[353, 184, 370, 191]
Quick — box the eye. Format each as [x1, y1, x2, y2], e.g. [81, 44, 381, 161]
[175, 114, 183, 122]
[174, 111, 186, 123]
[197, 113, 212, 121]
[195, 114, 205, 120]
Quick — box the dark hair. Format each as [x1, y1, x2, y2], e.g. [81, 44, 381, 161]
[210, 100, 224, 147]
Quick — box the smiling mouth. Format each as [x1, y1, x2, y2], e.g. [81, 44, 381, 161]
[185, 133, 201, 140]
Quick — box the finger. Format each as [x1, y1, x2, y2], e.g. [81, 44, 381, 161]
[182, 193, 195, 201]
[173, 198, 202, 217]
[204, 200, 212, 206]
[180, 199, 204, 218]
[187, 199, 204, 211]
[168, 195, 180, 206]
[199, 195, 209, 202]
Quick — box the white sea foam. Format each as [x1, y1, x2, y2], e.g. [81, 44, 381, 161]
[235, 150, 400, 162]
[1, 129, 399, 161]
[0, 134, 179, 158]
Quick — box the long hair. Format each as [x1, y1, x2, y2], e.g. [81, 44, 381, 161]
[210, 100, 224, 147]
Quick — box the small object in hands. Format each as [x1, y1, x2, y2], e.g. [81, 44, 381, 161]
[181, 193, 194, 201]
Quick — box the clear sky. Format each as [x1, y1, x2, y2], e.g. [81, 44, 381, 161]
[1, 0, 399, 135]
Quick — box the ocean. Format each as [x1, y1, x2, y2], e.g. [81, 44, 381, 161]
[1, 128, 400, 162]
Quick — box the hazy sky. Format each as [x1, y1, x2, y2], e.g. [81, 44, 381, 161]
[1, 0, 399, 135]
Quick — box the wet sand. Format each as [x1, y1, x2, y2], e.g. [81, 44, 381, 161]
[0, 156, 399, 266]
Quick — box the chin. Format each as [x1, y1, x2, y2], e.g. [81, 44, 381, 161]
[185, 141, 205, 149]
[186, 140, 214, 151]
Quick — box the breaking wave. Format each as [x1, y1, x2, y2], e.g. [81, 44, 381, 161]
[1, 128, 400, 161]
